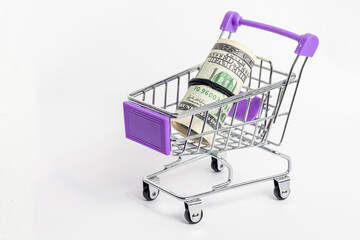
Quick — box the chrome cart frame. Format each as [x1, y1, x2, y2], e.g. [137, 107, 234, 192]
[123, 11, 318, 223]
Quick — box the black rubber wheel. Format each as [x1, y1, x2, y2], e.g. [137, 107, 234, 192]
[184, 209, 203, 224]
[142, 182, 159, 201]
[211, 157, 223, 172]
[273, 180, 290, 200]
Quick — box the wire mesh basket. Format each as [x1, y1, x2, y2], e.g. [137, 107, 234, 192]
[123, 11, 318, 224]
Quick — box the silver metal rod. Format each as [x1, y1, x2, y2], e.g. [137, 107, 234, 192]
[273, 55, 299, 122]
[152, 87, 155, 105]
[262, 60, 273, 134]
[251, 122, 259, 146]
[175, 115, 194, 155]
[224, 102, 238, 149]
[210, 107, 222, 151]
[277, 57, 308, 145]
[258, 60, 263, 88]
[238, 98, 251, 147]
[163, 82, 168, 109]
[146, 154, 209, 179]
[248, 68, 252, 89]
[196, 111, 209, 152]
[219, 31, 224, 39]
[164, 157, 182, 169]
[212, 154, 233, 189]
[176, 76, 180, 106]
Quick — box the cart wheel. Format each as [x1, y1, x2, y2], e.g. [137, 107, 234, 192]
[142, 181, 159, 201]
[273, 178, 290, 200]
[211, 157, 224, 172]
[184, 199, 203, 224]
[184, 209, 203, 224]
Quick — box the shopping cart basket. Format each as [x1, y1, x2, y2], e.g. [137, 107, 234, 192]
[123, 11, 318, 224]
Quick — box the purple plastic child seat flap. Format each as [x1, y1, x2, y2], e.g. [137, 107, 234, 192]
[123, 101, 171, 155]
[228, 93, 262, 122]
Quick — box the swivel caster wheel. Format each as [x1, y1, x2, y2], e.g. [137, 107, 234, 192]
[211, 157, 224, 172]
[184, 199, 203, 224]
[142, 180, 160, 201]
[184, 209, 203, 224]
[273, 177, 290, 200]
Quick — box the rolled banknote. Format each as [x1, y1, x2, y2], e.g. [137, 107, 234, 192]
[172, 38, 257, 145]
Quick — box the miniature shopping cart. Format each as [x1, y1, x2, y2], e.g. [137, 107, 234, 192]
[123, 11, 318, 224]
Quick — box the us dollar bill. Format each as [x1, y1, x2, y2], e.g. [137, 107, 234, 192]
[172, 38, 256, 145]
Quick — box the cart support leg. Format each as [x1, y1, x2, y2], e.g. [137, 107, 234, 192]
[259, 145, 292, 175]
[212, 154, 233, 189]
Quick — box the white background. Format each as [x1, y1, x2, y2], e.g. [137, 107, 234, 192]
[1, 0, 360, 239]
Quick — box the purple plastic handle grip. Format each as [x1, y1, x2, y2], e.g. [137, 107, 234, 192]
[220, 11, 319, 57]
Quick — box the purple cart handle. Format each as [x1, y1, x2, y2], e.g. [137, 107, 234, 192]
[220, 11, 319, 57]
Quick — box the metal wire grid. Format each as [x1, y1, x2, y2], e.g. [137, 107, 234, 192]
[128, 55, 306, 157]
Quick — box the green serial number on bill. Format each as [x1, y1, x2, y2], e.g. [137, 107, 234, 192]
[193, 86, 230, 111]
[193, 86, 221, 101]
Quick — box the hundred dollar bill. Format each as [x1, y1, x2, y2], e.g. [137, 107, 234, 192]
[171, 38, 257, 145]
